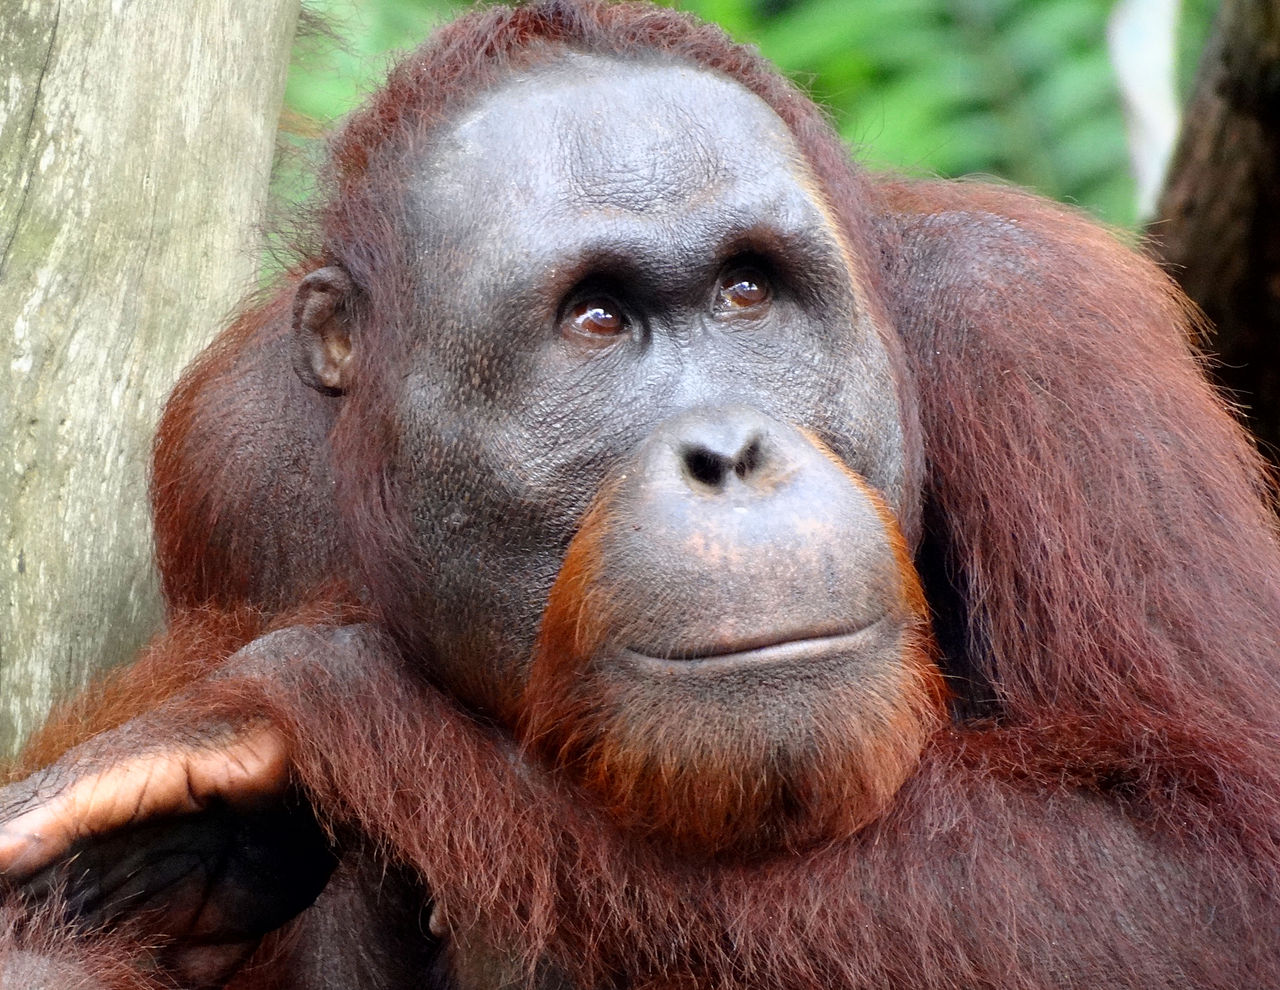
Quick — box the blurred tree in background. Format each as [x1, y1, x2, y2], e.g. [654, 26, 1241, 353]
[281, 0, 1219, 231]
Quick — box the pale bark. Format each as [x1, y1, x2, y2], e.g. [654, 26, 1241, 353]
[1, 0, 301, 755]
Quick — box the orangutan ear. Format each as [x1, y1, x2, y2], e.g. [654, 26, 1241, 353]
[293, 266, 355, 395]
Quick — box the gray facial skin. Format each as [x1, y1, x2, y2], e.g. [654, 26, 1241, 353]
[375, 56, 907, 718]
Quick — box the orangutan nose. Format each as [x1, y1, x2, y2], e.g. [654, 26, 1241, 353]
[669, 408, 783, 494]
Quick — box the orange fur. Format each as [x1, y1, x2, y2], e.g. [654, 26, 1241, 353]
[7, 2, 1280, 987]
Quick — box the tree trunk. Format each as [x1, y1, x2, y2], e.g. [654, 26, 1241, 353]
[1147, 0, 1280, 457]
[1, 1, 300, 756]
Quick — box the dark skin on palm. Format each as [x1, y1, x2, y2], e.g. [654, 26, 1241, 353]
[1, 3, 1279, 989]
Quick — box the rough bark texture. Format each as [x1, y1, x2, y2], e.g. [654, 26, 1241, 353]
[0, 0, 300, 756]
[1148, 0, 1280, 458]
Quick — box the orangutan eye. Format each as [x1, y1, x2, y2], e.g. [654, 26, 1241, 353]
[714, 266, 771, 313]
[564, 298, 629, 338]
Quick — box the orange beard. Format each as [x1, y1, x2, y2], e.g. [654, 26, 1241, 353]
[520, 484, 945, 859]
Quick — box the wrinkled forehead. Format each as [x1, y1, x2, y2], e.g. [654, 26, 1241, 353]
[426, 55, 810, 216]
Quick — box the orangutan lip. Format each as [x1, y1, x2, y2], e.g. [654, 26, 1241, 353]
[620, 618, 887, 672]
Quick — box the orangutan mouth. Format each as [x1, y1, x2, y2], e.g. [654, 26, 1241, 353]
[620, 619, 889, 672]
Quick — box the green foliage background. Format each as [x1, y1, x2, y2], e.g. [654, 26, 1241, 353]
[284, 0, 1217, 229]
